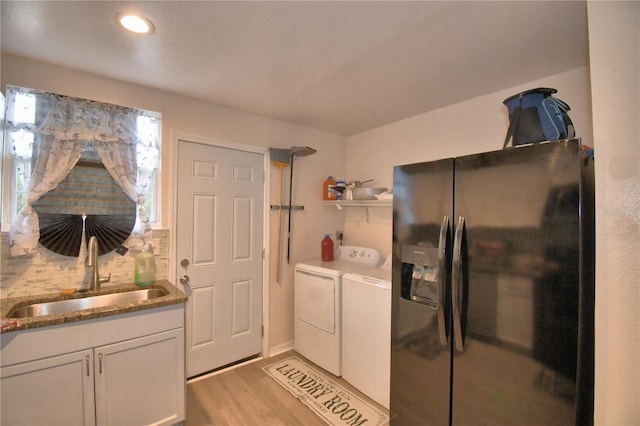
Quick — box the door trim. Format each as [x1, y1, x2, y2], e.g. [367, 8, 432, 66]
[170, 131, 271, 359]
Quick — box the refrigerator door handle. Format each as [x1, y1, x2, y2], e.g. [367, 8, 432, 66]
[436, 215, 449, 345]
[452, 215, 465, 352]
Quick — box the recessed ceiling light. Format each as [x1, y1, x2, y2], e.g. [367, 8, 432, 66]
[116, 12, 155, 34]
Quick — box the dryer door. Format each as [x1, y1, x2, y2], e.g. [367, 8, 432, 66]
[294, 269, 336, 333]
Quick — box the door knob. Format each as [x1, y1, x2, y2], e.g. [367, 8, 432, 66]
[180, 259, 189, 269]
[180, 275, 190, 285]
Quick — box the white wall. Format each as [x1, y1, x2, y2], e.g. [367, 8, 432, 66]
[0, 53, 346, 350]
[587, 2, 640, 424]
[344, 67, 593, 255]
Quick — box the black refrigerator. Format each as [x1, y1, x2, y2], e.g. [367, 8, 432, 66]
[390, 139, 594, 425]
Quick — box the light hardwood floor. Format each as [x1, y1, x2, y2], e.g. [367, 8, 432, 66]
[185, 350, 386, 426]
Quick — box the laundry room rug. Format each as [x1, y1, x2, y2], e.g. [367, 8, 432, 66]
[263, 356, 389, 426]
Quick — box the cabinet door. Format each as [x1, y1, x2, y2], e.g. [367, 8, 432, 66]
[94, 329, 185, 426]
[1, 349, 95, 426]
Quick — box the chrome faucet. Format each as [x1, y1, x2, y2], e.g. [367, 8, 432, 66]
[86, 236, 111, 291]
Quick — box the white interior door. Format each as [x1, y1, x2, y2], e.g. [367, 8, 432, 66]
[176, 140, 264, 378]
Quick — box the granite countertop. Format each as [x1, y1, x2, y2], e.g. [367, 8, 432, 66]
[1, 280, 187, 333]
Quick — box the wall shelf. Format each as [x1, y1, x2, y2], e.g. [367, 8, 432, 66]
[323, 200, 392, 208]
[323, 200, 392, 222]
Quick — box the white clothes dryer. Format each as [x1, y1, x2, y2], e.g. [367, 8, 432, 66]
[342, 255, 392, 408]
[294, 246, 381, 376]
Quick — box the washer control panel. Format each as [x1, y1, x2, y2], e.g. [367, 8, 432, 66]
[336, 246, 381, 267]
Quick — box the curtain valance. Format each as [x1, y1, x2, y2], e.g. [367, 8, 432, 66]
[5, 86, 159, 151]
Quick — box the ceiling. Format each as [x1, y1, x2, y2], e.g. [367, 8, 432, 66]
[1, 1, 589, 136]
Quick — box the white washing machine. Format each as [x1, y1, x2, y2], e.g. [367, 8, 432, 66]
[342, 255, 392, 408]
[294, 246, 381, 376]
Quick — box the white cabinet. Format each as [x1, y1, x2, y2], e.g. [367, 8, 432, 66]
[1, 305, 185, 426]
[95, 329, 184, 426]
[1, 349, 95, 426]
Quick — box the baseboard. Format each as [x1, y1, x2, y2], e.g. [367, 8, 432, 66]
[269, 340, 294, 357]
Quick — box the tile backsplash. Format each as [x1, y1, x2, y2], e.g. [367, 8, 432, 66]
[1, 230, 169, 298]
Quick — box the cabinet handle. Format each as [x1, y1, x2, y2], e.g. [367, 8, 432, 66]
[99, 353, 103, 374]
[86, 355, 90, 377]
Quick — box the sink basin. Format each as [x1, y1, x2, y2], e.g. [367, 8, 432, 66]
[7, 288, 169, 319]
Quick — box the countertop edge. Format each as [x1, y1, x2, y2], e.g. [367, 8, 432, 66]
[1, 280, 187, 333]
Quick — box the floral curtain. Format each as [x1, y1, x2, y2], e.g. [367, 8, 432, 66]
[5, 86, 160, 256]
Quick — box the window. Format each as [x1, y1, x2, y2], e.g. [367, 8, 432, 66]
[2, 86, 161, 257]
[7, 91, 34, 216]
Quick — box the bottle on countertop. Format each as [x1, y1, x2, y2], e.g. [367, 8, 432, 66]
[321, 234, 335, 262]
[323, 176, 337, 201]
[134, 248, 157, 287]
